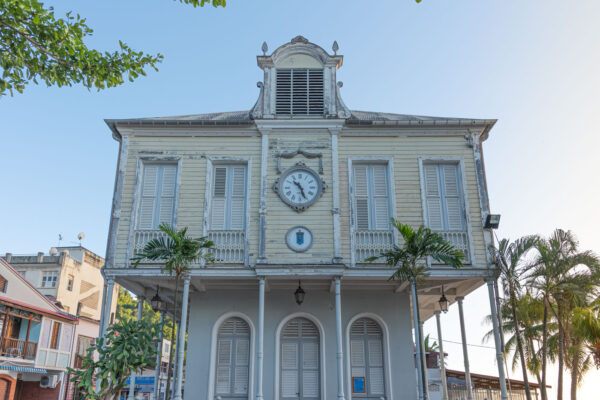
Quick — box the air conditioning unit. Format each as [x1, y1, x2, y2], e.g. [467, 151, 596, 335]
[40, 375, 58, 388]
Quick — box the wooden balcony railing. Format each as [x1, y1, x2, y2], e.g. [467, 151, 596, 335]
[208, 230, 246, 264]
[354, 230, 395, 263]
[434, 230, 471, 264]
[0, 337, 37, 360]
[132, 230, 168, 263]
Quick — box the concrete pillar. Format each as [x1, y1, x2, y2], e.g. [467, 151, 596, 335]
[173, 277, 190, 400]
[456, 296, 473, 400]
[128, 298, 144, 400]
[96, 277, 114, 393]
[487, 279, 509, 400]
[256, 277, 265, 400]
[152, 312, 164, 400]
[419, 321, 430, 400]
[411, 281, 425, 400]
[435, 311, 449, 400]
[334, 277, 345, 400]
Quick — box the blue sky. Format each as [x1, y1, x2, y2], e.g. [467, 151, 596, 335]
[2, 0, 599, 396]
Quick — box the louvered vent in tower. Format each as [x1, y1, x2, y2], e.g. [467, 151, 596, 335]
[276, 69, 324, 116]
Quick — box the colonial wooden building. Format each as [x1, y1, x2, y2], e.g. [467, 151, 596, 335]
[101, 36, 507, 400]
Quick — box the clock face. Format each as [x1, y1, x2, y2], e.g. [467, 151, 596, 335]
[274, 163, 326, 212]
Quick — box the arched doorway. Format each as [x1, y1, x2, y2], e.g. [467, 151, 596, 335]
[0, 375, 16, 400]
[349, 318, 385, 399]
[215, 317, 250, 399]
[280, 317, 321, 400]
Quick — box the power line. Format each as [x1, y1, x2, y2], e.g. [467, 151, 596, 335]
[429, 336, 496, 350]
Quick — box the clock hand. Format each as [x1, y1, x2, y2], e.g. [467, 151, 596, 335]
[293, 181, 307, 199]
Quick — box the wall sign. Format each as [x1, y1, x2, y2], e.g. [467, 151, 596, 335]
[285, 226, 313, 252]
[352, 377, 366, 393]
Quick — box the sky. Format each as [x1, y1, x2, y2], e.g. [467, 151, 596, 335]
[2, 0, 600, 398]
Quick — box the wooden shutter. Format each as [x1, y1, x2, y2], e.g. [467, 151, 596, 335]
[372, 165, 390, 230]
[442, 164, 464, 230]
[0, 275, 6, 293]
[216, 339, 232, 394]
[353, 165, 370, 230]
[276, 69, 324, 115]
[211, 167, 227, 230]
[302, 341, 319, 398]
[424, 165, 444, 230]
[50, 321, 61, 349]
[351, 318, 386, 397]
[40, 319, 51, 348]
[229, 167, 247, 230]
[281, 342, 299, 397]
[216, 317, 250, 397]
[59, 324, 74, 352]
[368, 340, 385, 394]
[138, 165, 158, 229]
[158, 165, 177, 226]
[234, 339, 249, 394]
[276, 70, 292, 114]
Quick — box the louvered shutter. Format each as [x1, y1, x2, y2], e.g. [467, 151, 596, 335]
[281, 342, 299, 397]
[158, 165, 177, 226]
[40, 319, 51, 348]
[424, 165, 444, 230]
[229, 167, 246, 230]
[138, 165, 158, 229]
[211, 167, 227, 230]
[276, 70, 292, 114]
[216, 339, 232, 394]
[59, 324, 74, 352]
[350, 340, 366, 378]
[368, 340, 385, 394]
[276, 69, 324, 115]
[372, 165, 390, 230]
[302, 341, 319, 398]
[353, 165, 370, 230]
[234, 339, 249, 394]
[442, 165, 464, 230]
[307, 70, 324, 115]
[351, 318, 386, 397]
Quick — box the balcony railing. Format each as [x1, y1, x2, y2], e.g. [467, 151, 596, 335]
[0, 337, 37, 360]
[208, 230, 246, 264]
[434, 230, 471, 264]
[354, 230, 395, 263]
[132, 230, 168, 263]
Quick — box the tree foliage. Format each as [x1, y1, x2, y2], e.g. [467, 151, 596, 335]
[0, 0, 225, 96]
[69, 319, 159, 400]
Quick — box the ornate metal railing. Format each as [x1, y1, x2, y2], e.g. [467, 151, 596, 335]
[354, 230, 395, 263]
[0, 337, 37, 360]
[208, 230, 246, 264]
[132, 230, 167, 263]
[435, 230, 471, 264]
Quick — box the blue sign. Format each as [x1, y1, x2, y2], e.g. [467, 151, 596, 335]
[296, 231, 304, 245]
[352, 377, 365, 393]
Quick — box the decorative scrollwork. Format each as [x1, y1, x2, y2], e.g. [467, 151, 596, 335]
[276, 148, 323, 174]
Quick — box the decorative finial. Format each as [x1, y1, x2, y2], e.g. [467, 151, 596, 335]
[332, 40, 339, 55]
[291, 35, 309, 44]
[261, 41, 268, 55]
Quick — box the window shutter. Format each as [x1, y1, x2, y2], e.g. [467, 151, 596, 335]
[442, 165, 464, 230]
[350, 339, 366, 378]
[40, 319, 51, 348]
[302, 342, 319, 398]
[351, 318, 386, 396]
[276, 69, 324, 115]
[59, 324, 74, 352]
[138, 165, 158, 229]
[368, 340, 385, 394]
[372, 165, 390, 230]
[229, 166, 246, 230]
[353, 165, 370, 230]
[234, 339, 249, 394]
[276, 70, 292, 114]
[158, 165, 177, 226]
[424, 165, 443, 230]
[292, 70, 308, 115]
[211, 167, 227, 230]
[216, 339, 232, 394]
[281, 342, 298, 397]
[307, 70, 324, 115]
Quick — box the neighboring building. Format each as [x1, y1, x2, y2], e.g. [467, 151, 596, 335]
[65, 316, 99, 400]
[101, 36, 507, 400]
[5, 247, 118, 321]
[0, 257, 78, 400]
[120, 338, 172, 400]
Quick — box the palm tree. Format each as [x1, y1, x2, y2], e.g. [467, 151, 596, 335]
[528, 229, 599, 400]
[368, 219, 463, 400]
[489, 236, 538, 400]
[568, 300, 599, 400]
[131, 223, 213, 400]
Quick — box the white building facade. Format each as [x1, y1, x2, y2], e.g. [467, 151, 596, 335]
[101, 37, 507, 400]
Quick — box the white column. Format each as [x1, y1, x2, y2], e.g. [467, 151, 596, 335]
[152, 312, 164, 400]
[411, 281, 425, 400]
[419, 321, 430, 400]
[128, 297, 144, 400]
[334, 277, 345, 400]
[457, 296, 473, 400]
[435, 311, 449, 400]
[173, 277, 190, 400]
[487, 279, 509, 400]
[256, 277, 265, 400]
[102, 277, 115, 336]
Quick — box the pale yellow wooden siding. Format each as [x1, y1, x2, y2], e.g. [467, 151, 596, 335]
[338, 134, 487, 266]
[113, 134, 261, 268]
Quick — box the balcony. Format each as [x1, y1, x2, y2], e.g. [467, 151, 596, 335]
[354, 230, 395, 264]
[434, 231, 471, 264]
[132, 230, 168, 263]
[207, 230, 246, 264]
[0, 337, 37, 360]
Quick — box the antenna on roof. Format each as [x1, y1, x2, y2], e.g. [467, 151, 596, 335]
[58, 234, 63, 247]
[77, 232, 85, 246]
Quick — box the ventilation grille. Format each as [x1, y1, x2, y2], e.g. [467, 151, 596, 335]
[351, 318, 382, 336]
[276, 69, 324, 116]
[219, 317, 250, 335]
[282, 318, 319, 338]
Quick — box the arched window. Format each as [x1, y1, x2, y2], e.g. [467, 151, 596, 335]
[350, 318, 385, 398]
[280, 317, 320, 400]
[215, 317, 250, 399]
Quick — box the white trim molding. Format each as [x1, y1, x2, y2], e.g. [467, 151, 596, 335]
[344, 313, 394, 400]
[274, 312, 327, 400]
[207, 311, 257, 400]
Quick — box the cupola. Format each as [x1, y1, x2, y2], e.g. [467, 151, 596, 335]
[251, 36, 351, 119]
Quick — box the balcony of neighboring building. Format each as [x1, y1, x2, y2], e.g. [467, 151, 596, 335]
[0, 307, 41, 362]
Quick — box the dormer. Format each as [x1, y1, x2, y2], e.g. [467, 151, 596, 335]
[251, 36, 351, 119]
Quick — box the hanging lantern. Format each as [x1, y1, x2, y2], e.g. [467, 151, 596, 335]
[438, 285, 449, 313]
[150, 286, 164, 312]
[294, 281, 305, 306]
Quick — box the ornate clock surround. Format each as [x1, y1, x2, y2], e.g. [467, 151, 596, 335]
[273, 161, 327, 212]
